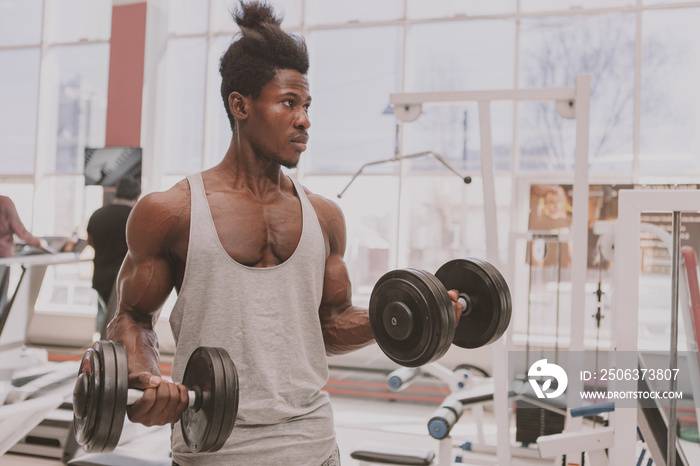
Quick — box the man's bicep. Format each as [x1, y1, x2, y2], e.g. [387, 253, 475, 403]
[320, 200, 351, 312]
[321, 252, 353, 314]
[116, 250, 174, 322]
[113, 197, 178, 323]
[318, 220, 375, 354]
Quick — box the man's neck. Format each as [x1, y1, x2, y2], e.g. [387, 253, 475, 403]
[215, 146, 289, 198]
[113, 198, 136, 207]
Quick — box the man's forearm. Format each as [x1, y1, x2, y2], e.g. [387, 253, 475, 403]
[322, 306, 375, 356]
[106, 311, 161, 375]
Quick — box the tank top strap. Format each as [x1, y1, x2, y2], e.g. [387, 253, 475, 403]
[185, 173, 220, 259]
[289, 176, 325, 265]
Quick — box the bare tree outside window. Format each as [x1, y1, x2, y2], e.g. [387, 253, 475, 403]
[517, 12, 671, 172]
[403, 19, 515, 174]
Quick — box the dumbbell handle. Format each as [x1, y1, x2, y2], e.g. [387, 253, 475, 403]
[457, 294, 471, 317]
[126, 388, 200, 408]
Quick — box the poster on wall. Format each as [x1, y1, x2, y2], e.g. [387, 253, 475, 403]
[528, 183, 700, 273]
[84, 147, 142, 187]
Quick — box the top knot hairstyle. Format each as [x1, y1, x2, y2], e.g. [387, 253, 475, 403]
[220, 1, 310, 130]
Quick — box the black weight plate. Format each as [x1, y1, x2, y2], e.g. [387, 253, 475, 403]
[445, 258, 511, 348]
[424, 268, 456, 355]
[435, 258, 512, 349]
[370, 270, 425, 366]
[88, 340, 121, 453]
[181, 347, 226, 452]
[401, 268, 449, 366]
[476, 259, 512, 339]
[210, 347, 238, 450]
[413, 268, 454, 362]
[195, 347, 226, 453]
[107, 341, 129, 452]
[369, 269, 442, 367]
[73, 346, 101, 448]
[370, 269, 435, 366]
[396, 269, 443, 362]
[462, 259, 511, 340]
[457, 258, 511, 347]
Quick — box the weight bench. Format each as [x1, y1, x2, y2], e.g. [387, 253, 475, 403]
[351, 443, 436, 465]
[349, 369, 499, 466]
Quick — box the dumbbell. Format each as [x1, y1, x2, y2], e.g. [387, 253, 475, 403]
[72, 340, 239, 453]
[369, 258, 512, 367]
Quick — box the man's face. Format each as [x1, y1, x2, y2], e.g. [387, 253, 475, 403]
[243, 69, 311, 169]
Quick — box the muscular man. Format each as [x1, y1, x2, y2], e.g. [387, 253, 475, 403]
[107, 2, 462, 464]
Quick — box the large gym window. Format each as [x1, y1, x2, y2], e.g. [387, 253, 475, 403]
[305, 26, 403, 175]
[162, 37, 208, 175]
[518, 13, 636, 173]
[639, 7, 700, 175]
[0, 0, 43, 47]
[0, 49, 41, 175]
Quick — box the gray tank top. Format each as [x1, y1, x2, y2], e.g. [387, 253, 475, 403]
[169, 173, 336, 465]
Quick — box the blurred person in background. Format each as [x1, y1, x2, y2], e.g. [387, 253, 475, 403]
[0, 195, 42, 310]
[87, 177, 141, 338]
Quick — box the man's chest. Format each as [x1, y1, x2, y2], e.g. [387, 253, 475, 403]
[181, 195, 304, 268]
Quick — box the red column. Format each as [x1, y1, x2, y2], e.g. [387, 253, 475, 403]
[104, 2, 147, 147]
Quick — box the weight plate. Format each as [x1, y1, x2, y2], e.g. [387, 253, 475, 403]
[481, 260, 513, 339]
[410, 269, 444, 363]
[468, 259, 511, 340]
[370, 269, 445, 367]
[88, 340, 121, 453]
[210, 347, 238, 450]
[181, 347, 227, 452]
[371, 269, 434, 367]
[382, 301, 414, 341]
[107, 341, 129, 452]
[435, 258, 512, 349]
[73, 345, 101, 448]
[413, 268, 454, 362]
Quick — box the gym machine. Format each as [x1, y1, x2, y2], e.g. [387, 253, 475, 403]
[348, 75, 592, 465]
[0, 237, 89, 461]
[533, 190, 700, 465]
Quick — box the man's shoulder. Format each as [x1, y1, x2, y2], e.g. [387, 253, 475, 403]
[303, 187, 342, 218]
[129, 180, 191, 230]
[103, 203, 133, 214]
[138, 179, 190, 210]
[88, 205, 110, 222]
[302, 185, 346, 242]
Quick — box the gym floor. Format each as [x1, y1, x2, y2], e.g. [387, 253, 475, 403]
[2, 364, 700, 465]
[0, 393, 534, 466]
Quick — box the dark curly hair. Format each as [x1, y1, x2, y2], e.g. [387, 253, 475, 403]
[220, 1, 309, 130]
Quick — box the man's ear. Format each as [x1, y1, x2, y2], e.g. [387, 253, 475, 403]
[229, 92, 248, 121]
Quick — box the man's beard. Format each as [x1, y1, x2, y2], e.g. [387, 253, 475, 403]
[259, 150, 299, 169]
[280, 159, 299, 169]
